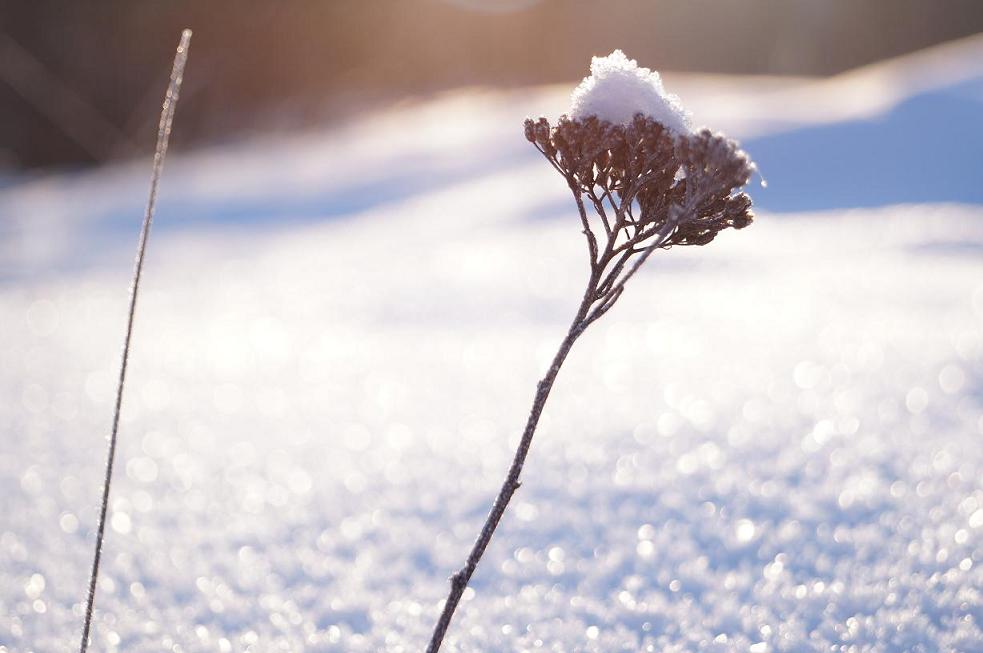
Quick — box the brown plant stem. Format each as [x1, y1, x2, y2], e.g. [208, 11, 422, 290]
[78, 29, 191, 653]
[425, 183, 676, 652]
[425, 286, 593, 653]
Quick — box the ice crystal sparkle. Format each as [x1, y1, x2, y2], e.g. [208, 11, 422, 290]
[570, 50, 691, 133]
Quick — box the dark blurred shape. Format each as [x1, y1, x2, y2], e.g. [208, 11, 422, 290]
[1, 0, 982, 171]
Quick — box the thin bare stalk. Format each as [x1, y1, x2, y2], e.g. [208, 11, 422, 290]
[425, 267, 598, 653]
[426, 184, 622, 651]
[78, 29, 191, 653]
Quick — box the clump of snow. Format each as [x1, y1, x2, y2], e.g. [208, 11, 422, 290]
[570, 50, 691, 132]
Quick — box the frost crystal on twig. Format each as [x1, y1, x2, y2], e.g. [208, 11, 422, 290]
[426, 53, 754, 652]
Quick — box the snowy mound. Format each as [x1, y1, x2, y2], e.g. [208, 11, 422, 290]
[2, 37, 983, 652]
[570, 50, 691, 132]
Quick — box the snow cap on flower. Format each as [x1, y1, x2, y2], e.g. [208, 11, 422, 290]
[570, 50, 690, 133]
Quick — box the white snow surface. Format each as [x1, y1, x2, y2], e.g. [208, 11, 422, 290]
[2, 39, 983, 653]
[570, 50, 691, 132]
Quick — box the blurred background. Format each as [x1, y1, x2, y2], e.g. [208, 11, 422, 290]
[3, 0, 983, 171]
[2, 3, 982, 652]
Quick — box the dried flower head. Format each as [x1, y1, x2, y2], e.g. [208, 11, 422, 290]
[522, 110, 754, 331]
[525, 114, 754, 253]
[528, 49, 753, 269]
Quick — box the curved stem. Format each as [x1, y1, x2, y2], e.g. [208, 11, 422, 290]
[425, 272, 599, 652]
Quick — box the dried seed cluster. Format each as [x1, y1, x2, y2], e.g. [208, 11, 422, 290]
[524, 114, 754, 249]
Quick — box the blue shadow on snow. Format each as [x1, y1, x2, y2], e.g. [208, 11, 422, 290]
[746, 76, 983, 212]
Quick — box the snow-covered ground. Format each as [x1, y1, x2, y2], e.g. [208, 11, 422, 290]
[1, 38, 982, 652]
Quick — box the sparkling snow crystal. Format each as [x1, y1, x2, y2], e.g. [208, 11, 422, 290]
[570, 50, 691, 132]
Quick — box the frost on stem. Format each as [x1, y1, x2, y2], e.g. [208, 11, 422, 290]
[426, 58, 755, 653]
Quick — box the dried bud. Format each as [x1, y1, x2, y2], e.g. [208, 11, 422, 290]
[523, 118, 535, 143]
